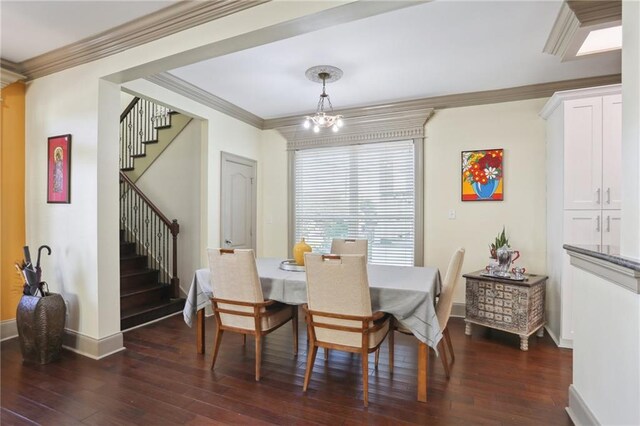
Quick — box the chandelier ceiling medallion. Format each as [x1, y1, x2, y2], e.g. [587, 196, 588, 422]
[302, 65, 344, 133]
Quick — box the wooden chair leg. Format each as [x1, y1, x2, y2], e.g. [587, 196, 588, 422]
[362, 348, 369, 407]
[210, 327, 224, 370]
[375, 347, 380, 369]
[389, 329, 394, 375]
[438, 340, 451, 379]
[255, 334, 262, 381]
[444, 327, 454, 363]
[303, 345, 318, 392]
[292, 307, 298, 356]
[242, 334, 246, 346]
[324, 348, 329, 362]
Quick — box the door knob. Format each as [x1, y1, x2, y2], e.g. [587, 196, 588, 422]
[225, 239, 232, 246]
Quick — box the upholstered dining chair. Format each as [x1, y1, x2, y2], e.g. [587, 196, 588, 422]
[302, 253, 393, 407]
[393, 247, 465, 379]
[207, 248, 298, 381]
[330, 238, 368, 259]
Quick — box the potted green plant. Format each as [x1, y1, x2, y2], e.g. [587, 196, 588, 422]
[489, 227, 509, 260]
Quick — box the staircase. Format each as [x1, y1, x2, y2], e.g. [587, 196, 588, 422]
[120, 228, 185, 330]
[119, 96, 187, 330]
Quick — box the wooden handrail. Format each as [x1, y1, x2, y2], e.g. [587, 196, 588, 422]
[120, 171, 174, 229]
[120, 97, 140, 122]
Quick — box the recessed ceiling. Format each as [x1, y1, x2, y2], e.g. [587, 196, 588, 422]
[168, 0, 621, 119]
[0, 1, 179, 63]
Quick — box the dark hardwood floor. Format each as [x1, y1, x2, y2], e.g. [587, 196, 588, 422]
[1, 315, 572, 425]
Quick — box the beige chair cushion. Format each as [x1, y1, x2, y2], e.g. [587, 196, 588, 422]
[217, 302, 294, 332]
[305, 253, 388, 349]
[330, 239, 368, 261]
[313, 314, 390, 348]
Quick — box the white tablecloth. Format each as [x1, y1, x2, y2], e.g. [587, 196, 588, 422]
[184, 258, 443, 348]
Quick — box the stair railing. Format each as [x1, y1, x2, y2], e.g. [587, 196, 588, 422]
[120, 171, 180, 298]
[119, 97, 172, 171]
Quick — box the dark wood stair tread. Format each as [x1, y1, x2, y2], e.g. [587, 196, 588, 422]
[120, 268, 158, 279]
[121, 283, 169, 298]
[120, 254, 146, 261]
[121, 298, 186, 330]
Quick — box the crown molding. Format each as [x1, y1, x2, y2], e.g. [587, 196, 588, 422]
[146, 72, 264, 129]
[279, 107, 434, 151]
[539, 83, 621, 119]
[543, 2, 580, 56]
[143, 68, 619, 134]
[264, 73, 621, 130]
[567, 0, 621, 26]
[1, 65, 26, 89]
[12, 0, 269, 80]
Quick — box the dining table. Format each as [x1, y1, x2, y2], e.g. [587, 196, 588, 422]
[183, 257, 442, 402]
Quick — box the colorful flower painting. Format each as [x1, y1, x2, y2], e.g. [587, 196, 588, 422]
[461, 149, 503, 201]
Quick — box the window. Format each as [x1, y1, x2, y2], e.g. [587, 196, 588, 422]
[293, 140, 416, 266]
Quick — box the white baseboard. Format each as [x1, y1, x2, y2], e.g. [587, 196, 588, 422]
[545, 325, 574, 349]
[62, 329, 125, 360]
[1, 319, 18, 341]
[451, 302, 465, 318]
[567, 384, 600, 425]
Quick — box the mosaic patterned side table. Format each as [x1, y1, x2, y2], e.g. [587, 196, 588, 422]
[463, 271, 547, 351]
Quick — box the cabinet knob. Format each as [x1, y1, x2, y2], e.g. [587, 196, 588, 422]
[596, 215, 600, 232]
[596, 188, 601, 204]
[606, 188, 611, 205]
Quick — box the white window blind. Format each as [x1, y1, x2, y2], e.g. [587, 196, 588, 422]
[294, 140, 415, 266]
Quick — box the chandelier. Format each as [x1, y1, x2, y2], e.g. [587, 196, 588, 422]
[302, 65, 344, 133]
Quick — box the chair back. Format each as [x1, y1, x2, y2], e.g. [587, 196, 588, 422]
[436, 248, 465, 330]
[304, 253, 372, 346]
[207, 248, 264, 329]
[330, 239, 368, 259]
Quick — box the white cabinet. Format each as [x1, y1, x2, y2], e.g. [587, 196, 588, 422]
[563, 210, 620, 247]
[602, 210, 621, 247]
[602, 95, 622, 210]
[540, 84, 622, 349]
[563, 94, 621, 210]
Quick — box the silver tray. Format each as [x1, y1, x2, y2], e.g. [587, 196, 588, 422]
[279, 260, 305, 272]
[480, 272, 526, 281]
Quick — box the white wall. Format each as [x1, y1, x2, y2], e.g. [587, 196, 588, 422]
[425, 98, 548, 304]
[259, 130, 289, 258]
[24, 1, 343, 345]
[621, 1, 640, 259]
[122, 79, 264, 264]
[571, 265, 640, 425]
[135, 119, 201, 296]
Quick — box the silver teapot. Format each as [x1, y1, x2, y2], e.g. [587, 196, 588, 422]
[496, 245, 520, 276]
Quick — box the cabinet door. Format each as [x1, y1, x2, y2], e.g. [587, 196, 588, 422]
[563, 98, 603, 210]
[602, 211, 621, 247]
[602, 94, 622, 209]
[563, 210, 602, 245]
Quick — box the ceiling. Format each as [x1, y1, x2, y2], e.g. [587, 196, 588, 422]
[1, 1, 621, 120]
[0, 1, 179, 63]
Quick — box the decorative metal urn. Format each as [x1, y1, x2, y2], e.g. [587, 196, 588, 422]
[16, 293, 66, 364]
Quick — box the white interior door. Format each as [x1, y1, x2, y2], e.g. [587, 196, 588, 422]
[221, 152, 257, 251]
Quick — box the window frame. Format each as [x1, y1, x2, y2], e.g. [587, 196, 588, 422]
[288, 137, 424, 266]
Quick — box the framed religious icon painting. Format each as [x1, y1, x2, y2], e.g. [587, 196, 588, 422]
[47, 134, 71, 203]
[461, 148, 504, 201]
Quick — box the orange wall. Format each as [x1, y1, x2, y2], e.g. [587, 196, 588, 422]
[0, 82, 26, 321]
